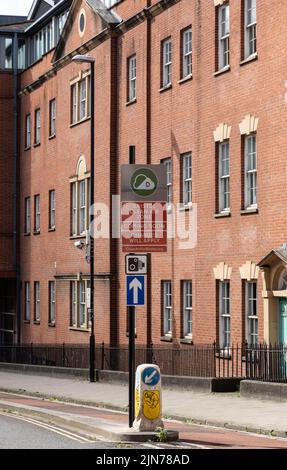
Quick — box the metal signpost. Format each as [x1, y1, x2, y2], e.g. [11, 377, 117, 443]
[121, 164, 167, 428]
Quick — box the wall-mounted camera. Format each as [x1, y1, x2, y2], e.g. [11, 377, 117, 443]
[74, 240, 85, 250]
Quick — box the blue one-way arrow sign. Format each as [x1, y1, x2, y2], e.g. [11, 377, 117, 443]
[126, 275, 145, 306]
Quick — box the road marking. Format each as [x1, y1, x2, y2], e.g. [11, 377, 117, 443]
[0, 411, 96, 444]
[141, 443, 163, 449]
[154, 441, 211, 449]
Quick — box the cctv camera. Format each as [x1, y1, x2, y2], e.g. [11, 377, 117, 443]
[74, 240, 85, 249]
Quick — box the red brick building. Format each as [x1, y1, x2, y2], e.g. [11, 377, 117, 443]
[0, 0, 287, 351]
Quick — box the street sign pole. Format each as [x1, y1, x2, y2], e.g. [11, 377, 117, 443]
[128, 304, 135, 428]
[122, 148, 166, 429]
[128, 146, 136, 428]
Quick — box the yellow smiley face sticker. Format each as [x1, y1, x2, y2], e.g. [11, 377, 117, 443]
[143, 390, 160, 420]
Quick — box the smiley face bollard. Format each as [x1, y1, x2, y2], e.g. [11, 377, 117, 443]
[133, 364, 164, 432]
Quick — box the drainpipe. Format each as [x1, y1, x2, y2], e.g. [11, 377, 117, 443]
[12, 33, 21, 344]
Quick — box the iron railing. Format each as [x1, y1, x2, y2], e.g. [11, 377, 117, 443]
[0, 342, 286, 382]
[245, 343, 287, 383]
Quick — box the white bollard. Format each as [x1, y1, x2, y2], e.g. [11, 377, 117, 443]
[133, 364, 164, 432]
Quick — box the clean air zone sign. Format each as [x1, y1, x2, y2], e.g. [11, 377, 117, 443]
[121, 165, 167, 253]
[131, 168, 158, 197]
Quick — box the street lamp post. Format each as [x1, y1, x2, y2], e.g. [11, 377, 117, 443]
[72, 54, 96, 383]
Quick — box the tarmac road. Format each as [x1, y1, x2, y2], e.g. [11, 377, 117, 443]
[0, 412, 117, 449]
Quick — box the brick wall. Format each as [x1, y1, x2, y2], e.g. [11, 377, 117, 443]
[2, 0, 285, 346]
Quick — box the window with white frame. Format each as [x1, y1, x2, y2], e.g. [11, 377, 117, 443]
[245, 281, 258, 345]
[49, 281, 56, 325]
[162, 38, 172, 87]
[49, 190, 55, 230]
[49, 99, 56, 137]
[25, 197, 31, 234]
[24, 282, 30, 321]
[42, 22, 53, 54]
[72, 84, 77, 124]
[34, 195, 40, 233]
[25, 114, 31, 148]
[18, 39, 26, 70]
[5, 38, 12, 69]
[34, 281, 40, 322]
[164, 158, 172, 206]
[79, 180, 86, 234]
[57, 10, 69, 38]
[70, 280, 90, 329]
[128, 55, 137, 102]
[218, 3, 230, 69]
[219, 141, 230, 212]
[162, 281, 172, 336]
[244, 134, 257, 208]
[219, 281, 231, 348]
[182, 153, 192, 206]
[34, 31, 43, 61]
[183, 281, 192, 338]
[244, 0, 256, 58]
[182, 27, 192, 78]
[71, 73, 90, 125]
[71, 178, 90, 236]
[34, 108, 41, 144]
[79, 79, 87, 121]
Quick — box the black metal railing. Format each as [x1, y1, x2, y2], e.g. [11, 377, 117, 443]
[245, 343, 287, 383]
[0, 342, 286, 383]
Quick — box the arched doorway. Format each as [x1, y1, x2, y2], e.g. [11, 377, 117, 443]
[258, 248, 287, 345]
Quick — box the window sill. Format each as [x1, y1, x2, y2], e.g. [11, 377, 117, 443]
[214, 211, 231, 219]
[179, 202, 193, 212]
[33, 142, 41, 148]
[180, 337, 193, 345]
[178, 74, 193, 85]
[70, 234, 86, 240]
[126, 98, 137, 107]
[69, 327, 90, 332]
[159, 83, 172, 93]
[70, 116, 90, 128]
[240, 53, 258, 67]
[214, 65, 230, 77]
[160, 335, 172, 342]
[48, 134, 56, 140]
[24, 146, 31, 152]
[24, 232, 31, 237]
[23, 320, 30, 324]
[33, 321, 40, 325]
[48, 323, 56, 328]
[240, 207, 258, 216]
[33, 230, 41, 235]
[48, 227, 56, 232]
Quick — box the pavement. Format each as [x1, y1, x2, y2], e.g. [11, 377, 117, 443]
[0, 371, 286, 441]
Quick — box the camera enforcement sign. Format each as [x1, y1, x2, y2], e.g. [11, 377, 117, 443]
[121, 165, 167, 253]
[125, 254, 148, 275]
